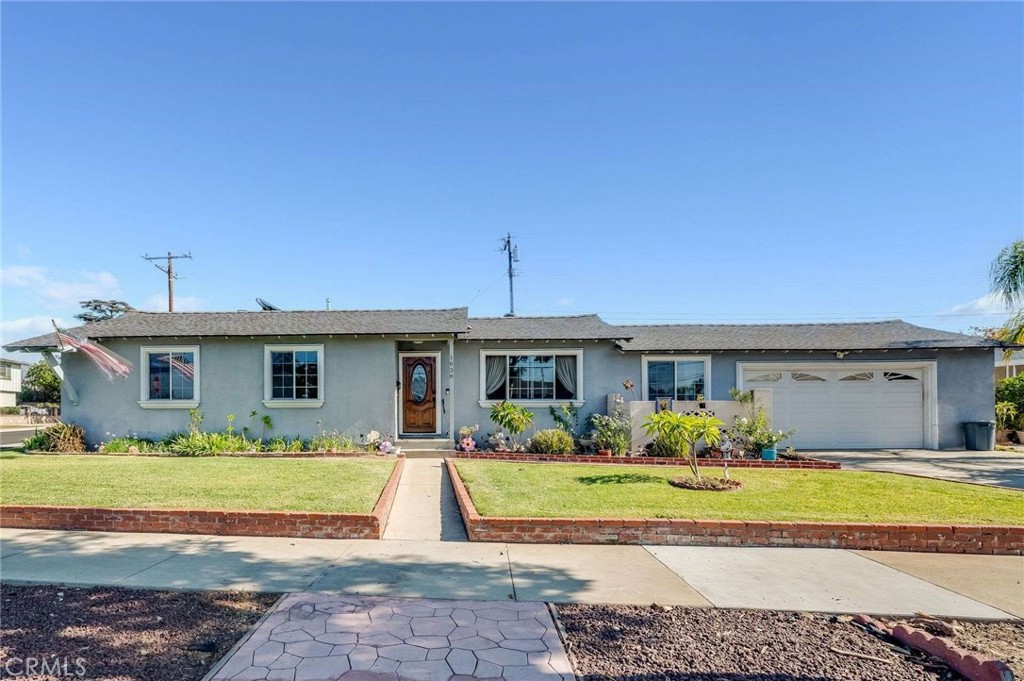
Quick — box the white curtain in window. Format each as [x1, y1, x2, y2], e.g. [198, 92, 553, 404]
[485, 355, 507, 397]
[555, 355, 577, 398]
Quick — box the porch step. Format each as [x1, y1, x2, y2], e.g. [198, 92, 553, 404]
[396, 438, 455, 458]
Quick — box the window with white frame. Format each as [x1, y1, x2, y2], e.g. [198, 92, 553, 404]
[140, 346, 199, 406]
[0, 364, 11, 380]
[480, 350, 582, 403]
[264, 344, 323, 405]
[643, 356, 710, 401]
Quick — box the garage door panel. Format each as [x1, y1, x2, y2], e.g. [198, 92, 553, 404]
[743, 365, 925, 449]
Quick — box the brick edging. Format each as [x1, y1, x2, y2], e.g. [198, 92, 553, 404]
[0, 458, 406, 540]
[444, 460, 1023, 555]
[451, 451, 840, 469]
[853, 615, 1014, 680]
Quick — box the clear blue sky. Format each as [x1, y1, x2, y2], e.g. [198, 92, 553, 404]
[2, 2, 1021, 356]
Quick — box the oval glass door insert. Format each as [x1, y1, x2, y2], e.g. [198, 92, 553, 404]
[411, 364, 428, 403]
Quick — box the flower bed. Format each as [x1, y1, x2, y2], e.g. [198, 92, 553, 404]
[27, 450, 397, 459]
[451, 451, 840, 469]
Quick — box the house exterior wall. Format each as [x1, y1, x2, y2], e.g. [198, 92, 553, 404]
[0, 362, 23, 407]
[57, 336, 991, 451]
[451, 340, 640, 435]
[62, 336, 407, 447]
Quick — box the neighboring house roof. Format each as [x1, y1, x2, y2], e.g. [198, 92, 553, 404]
[3, 308, 471, 351]
[462, 315, 629, 341]
[615, 320, 1004, 352]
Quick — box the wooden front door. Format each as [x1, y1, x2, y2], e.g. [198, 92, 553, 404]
[402, 356, 437, 433]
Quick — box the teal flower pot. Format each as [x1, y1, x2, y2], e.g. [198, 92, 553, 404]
[760, 448, 777, 461]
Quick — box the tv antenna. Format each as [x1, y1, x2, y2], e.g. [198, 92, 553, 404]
[142, 251, 192, 312]
[500, 233, 520, 317]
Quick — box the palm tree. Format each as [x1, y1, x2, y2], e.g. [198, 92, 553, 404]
[991, 240, 1024, 354]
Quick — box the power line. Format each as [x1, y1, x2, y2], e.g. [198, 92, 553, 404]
[142, 251, 193, 312]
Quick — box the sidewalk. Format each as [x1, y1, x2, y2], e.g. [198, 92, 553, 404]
[1, 527, 1020, 619]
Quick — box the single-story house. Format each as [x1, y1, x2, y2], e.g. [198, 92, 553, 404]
[0, 358, 28, 408]
[3, 308, 1003, 449]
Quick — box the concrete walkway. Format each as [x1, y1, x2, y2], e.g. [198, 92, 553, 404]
[208, 593, 574, 681]
[383, 459, 467, 542]
[808, 449, 1024, 489]
[2, 528, 1020, 619]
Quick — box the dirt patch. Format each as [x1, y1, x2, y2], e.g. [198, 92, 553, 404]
[556, 604, 956, 680]
[883, 616, 1024, 679]
[0, 584, 278, 681]
[668, 476, 743, 491]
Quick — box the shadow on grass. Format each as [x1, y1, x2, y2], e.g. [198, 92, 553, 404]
[575, 473, 664, 485]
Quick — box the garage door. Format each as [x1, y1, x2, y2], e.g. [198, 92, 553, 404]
[742, 366, 924, 449]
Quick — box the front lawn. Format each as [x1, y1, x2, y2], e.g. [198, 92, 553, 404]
[0, 453, 396, 513]
[453, 460, 1024, 526]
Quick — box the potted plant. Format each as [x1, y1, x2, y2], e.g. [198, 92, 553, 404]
[458, 424, 479, 451]
[995, 401, 1018, 444]
[753, 428, 795, 460]
[588, 409, 632, 456]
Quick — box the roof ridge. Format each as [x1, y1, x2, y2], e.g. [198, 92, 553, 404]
[468, 314, 600, 320]
[122, 307, 468, 315]
[613, 319, 905, 329]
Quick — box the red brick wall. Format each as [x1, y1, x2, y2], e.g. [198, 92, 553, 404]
[0, 458, 405, 540]
[451, 452, 840, 469]
[446, 460, 1023, 555]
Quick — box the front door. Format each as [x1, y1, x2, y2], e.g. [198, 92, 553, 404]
[402, 356, 437, 434]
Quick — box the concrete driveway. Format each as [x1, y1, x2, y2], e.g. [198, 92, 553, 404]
[808, 449, 1024, 489]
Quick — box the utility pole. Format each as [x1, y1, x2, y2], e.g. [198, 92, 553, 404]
[143, 251, 192, 312]
[500, 233, 519, 317]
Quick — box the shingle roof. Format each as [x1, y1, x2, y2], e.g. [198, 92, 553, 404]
[3, 308, 470, 351]
[616, 320, 1005, 352]
[462, 315, 628, 341]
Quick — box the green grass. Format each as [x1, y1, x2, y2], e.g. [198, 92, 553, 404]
[0, 453, 396, 513]
[453, 460, 1024, 526]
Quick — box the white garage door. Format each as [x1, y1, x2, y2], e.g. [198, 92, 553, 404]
[742, 366, 925, 449]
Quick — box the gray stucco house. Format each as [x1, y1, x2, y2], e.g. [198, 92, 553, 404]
[4, 307, 1001, 450]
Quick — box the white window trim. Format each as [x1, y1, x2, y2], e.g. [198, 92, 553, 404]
[641, 355, 711, 401]
[735, 360, 939, 450]
[478, 349, 584, 408]
[263, 344, 324, 409]
[139, 345, 200, 409]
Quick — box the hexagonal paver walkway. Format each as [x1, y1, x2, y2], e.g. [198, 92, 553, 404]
[208, 593, 575, 681]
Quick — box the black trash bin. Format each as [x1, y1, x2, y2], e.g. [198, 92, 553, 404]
[963, 421, 996, 451]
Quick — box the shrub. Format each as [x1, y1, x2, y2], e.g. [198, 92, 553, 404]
[996, 375, 1024, 414]
[996, 401, 1019, 430]
[100, 436, 157, 453]
[588, 412, 632, 455]
[489, 401, 534, 449]
[23, 422, 86, 452]
[1, 406, 20, 415]
[527, 428, 576, 454]
[310, 430, 354, 452]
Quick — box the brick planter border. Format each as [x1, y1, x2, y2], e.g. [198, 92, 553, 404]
[446, 460, 1023, 555]
[0, 458, 405, 540]
[452, 451, 840, 469]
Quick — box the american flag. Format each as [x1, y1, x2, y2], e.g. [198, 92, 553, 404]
[156, 353, 195, 379]
[54, 324, 133, 380]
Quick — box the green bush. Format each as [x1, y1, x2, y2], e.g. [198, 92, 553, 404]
[489, 401, 534, 449]
[0, 406, 20, 415]
[527, 428, 576, 455]
[100, 436, 157, 453]
[23, 422, 86, 452]
[996, 375, 1024, 415]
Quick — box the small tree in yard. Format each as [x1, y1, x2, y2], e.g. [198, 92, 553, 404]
[489, 401, 534, 451]
[643, 411, 724, 481]
[20, 360, 61, 404]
